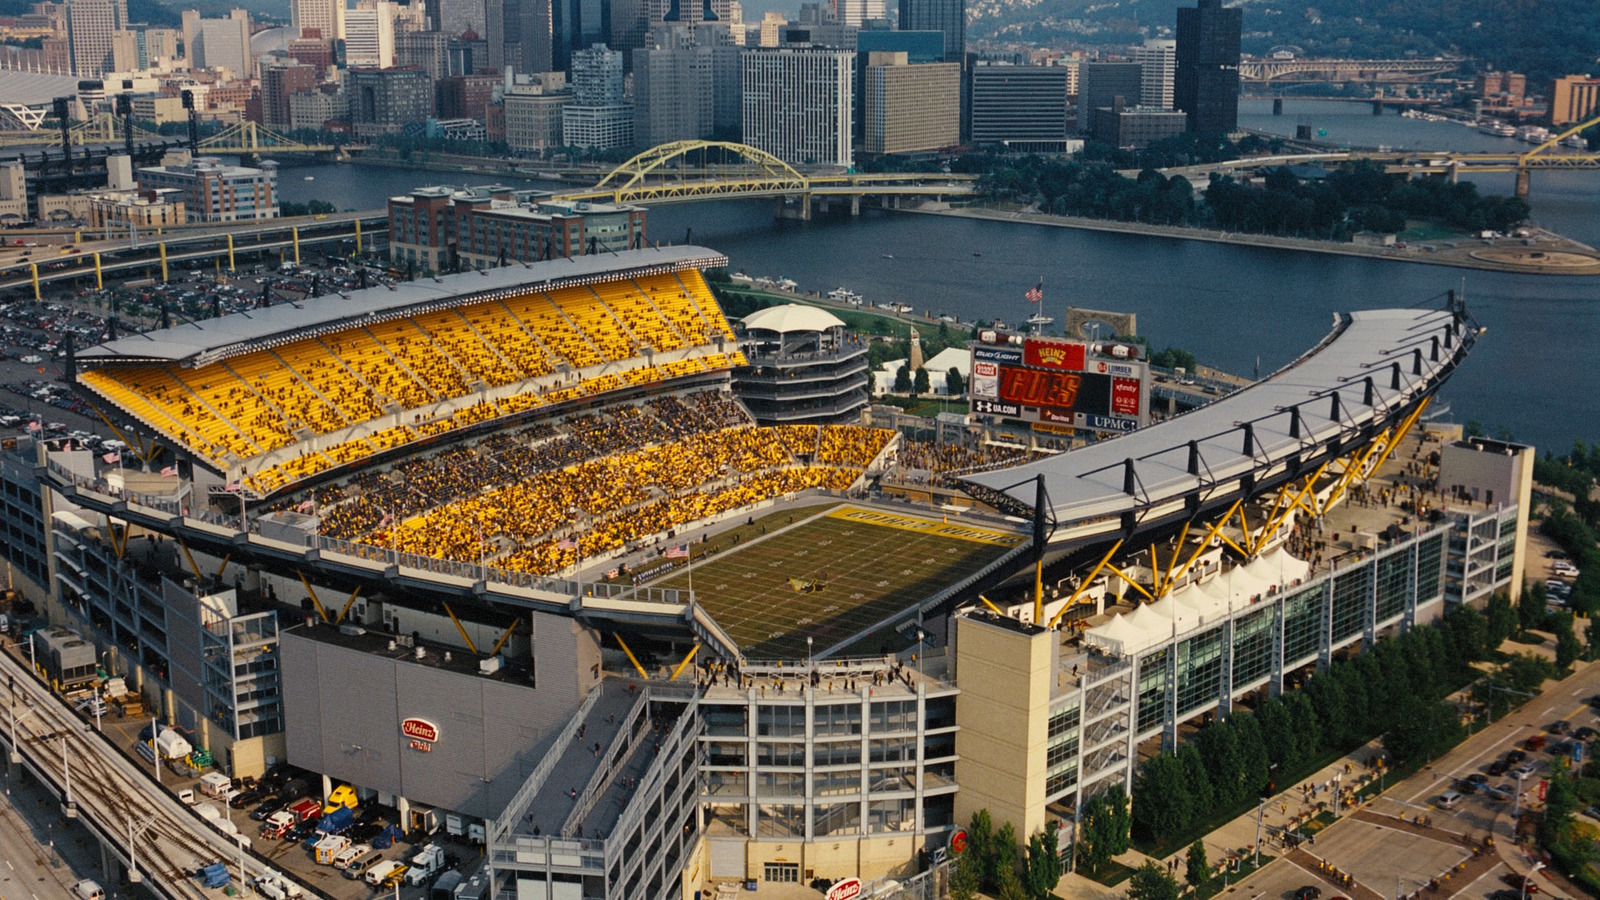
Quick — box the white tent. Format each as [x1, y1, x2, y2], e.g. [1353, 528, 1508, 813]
[1083, 548, 1313, 658]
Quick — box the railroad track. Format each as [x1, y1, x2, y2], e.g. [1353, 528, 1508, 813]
[0, 647, 266, 900]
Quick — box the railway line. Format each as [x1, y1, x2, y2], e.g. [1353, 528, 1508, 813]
[0, 645, 277, 900]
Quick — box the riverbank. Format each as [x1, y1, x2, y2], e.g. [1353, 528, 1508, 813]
[919, 205, 1600, 276]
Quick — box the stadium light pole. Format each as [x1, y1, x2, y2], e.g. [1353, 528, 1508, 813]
[806, 637, 812, 672]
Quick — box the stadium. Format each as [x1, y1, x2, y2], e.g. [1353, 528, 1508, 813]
[0, 248, 1532, 900]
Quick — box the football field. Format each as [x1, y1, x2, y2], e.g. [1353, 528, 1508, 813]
[651, 506, 1025, 658]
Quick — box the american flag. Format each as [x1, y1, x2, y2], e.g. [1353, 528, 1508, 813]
[665, 544, 689, 559]
[1024, 281, 1043, 304]
[102, 451, 121, 464]
[161, 466, 178, 478]
[556, 537, 578, 550]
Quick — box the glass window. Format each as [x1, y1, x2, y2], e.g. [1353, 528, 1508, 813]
[811, 741, 860, 767]
[756, 772, 804, 798]
[812, 770, 860, 797]
[757, 804, 803, 838]
[1331, 566, 1372, 642]
[867, 798, 915, 834]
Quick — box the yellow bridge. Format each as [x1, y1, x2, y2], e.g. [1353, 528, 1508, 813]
[552, 140, 977, 213]
[1139, 114, 1600, 198]
[1239, 56, 1464, 83]
[0, 114, 362, 155]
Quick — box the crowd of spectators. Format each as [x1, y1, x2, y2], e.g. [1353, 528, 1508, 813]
[283, 390, 888, 577]
[891, 439, 1032, 487]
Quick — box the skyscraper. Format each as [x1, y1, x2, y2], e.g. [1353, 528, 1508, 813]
[563, 44, 633, 149]
[1128, 38, 1175, 109]
[293, 0, 343, 40]
[66, 0, 121, 77]
[632, 26, 718, 146]
[345, 2, 398, 68]
[1174, 0, 1240, 135]
[741, 47, 853, 167]
[1079, 60, 1142, 116]
[897, 0, 962, 64]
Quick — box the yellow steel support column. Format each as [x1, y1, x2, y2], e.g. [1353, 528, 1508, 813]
[30, 263, 39, 300]
[615, 634, 648, 679]
[291, 227, 300, 265]
[109, 521, 128, 558]
[1033, 558, 1044, 625]
[298, 571, 330, 622]
[212, 553, 232, 582]
[669, 643, 700, 681]
[1103, 561, 1154, 603]
[1158, 521, 1192, 597]
[334, 586, 362, 624]
[74, 229, 82, 244]
[442, 604, 480, 654]
[93, 252, 102, 290]
[158, 243, 168, 282]
[979, 595, 1006, 616]
[226, 234, 235, 272]
[489, 620, 518, 657]
[1047, 538, 1125, 628]
[1366, 396, 1432, 484]
[176, 538, 204, 581]
[354, 220, 362, 256]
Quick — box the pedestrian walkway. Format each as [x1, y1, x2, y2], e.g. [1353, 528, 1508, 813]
[1284, 847, 1385, 900]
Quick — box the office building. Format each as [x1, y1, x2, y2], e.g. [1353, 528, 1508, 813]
[563, 44, 633, 149]
[287, 33, 335, 76]
[437, 73, 501, 120]
[128, 93, 185, 124]
[65, 0, 121, 76]
[288, 88, 342, 130]
[504, 72, 570, 151]
[348, 66, 435, 137]
[439, 0, 488, 35]
[833, 0, 883, 28]
[1476, 71, 1528, 108]
[968, 61, 1070, 149]
[782, 2, 855, 50]
[757, 10, 784, 46]
[132, 26, 181, 69]
[1089, 100, 1187, 148]
[292, 0, 342, 41]
[260, 60, 317, 131]
[631, 27, 716, 147]
[1174, 0, 1241, 135]
[181, 8, 251, 77]
[1550, 75, 1600, 126]
[396, 30, 451, 80]
[742, 47, 853, 167]
[387, 184, 646, 272]
[135, 156, 278, 222]
[897, 0, 961, 63]
[862, 52, 960, 155]
[1079, 61, 1142, 120]
[345, 2, 398, 68]
[1128, 39, 1175, 109]
[854, 29, 944, 139]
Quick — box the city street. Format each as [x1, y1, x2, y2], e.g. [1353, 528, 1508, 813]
[0, 763, 128, 900]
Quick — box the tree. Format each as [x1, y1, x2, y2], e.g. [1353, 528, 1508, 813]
[949, 847, 980, 900]
[1555, 616, 1583, 670]
[947, 366, 966, 397]
[1177, 742, 1215, 823]
[892, 363, 912, 394]
[1520, 580, 1548, 632]
[913, 366, 930, 397]
[1133, 753, 1193, 844]
[968, 809, 996, 890]
[1024, 827, 1063, 900]
[1126, 861, 1180, 900]
[994, 822, 1021, 890]
[1196, 720, 1249, 807]
[1185, 841, 1211, 894]
[1484, 591, 1518, 652]
[1382, 695, 1464, 767]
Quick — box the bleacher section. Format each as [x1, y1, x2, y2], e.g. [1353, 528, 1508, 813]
[77, 267, 743, 493]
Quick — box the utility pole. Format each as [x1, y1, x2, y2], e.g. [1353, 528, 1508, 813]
[1253, 797, 1266, 867]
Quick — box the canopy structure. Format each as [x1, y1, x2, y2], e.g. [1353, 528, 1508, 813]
[1084, 548, 1312, 657]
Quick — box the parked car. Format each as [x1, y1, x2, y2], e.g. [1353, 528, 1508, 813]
[1293, 886, 1323, 900]
[1489, 784, 1516, 802]
[1466, 773, 1490, 786]
[1487, 760, 1509, 777]
[251, 796, 287, 822]
[229, 788, 265, 809]
[1512, 761, 1539, 779]
[1524, 735, 1547, 751]
[1505, 749, 1528, 764]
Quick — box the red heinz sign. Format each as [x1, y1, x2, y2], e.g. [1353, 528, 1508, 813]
[1024, 339, 1086, 372]
[401, 718, 439, 743]
[1111, 377, 1142, 416]
[825, 879, 862, 900]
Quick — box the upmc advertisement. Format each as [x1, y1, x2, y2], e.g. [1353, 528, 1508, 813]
[969, 337, 1150, 434]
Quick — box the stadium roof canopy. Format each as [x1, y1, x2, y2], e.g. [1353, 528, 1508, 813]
[742, 304, 846, 334]
[79, 245, 728, 368]
[0, 71, 80, 129]
[961, 307, 1471, 530]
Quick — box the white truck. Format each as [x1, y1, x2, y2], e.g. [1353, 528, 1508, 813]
[405, 845, 448, 886]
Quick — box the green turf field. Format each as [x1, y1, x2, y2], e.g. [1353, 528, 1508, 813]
[651, 505, 1025, 658]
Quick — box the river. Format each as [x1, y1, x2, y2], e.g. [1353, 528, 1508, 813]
[274, 99, 1600, 453]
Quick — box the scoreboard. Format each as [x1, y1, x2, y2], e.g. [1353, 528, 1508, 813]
[969, 335, 1150, 434]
